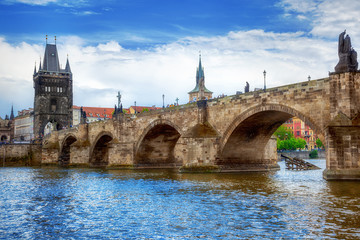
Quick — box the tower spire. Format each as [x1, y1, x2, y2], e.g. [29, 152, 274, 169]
[10, 105, 14, 120]
[65, 54, 71, 73]
[34, 61, 37, 75]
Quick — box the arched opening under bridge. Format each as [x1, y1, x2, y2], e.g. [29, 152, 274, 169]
[218, 108, 322, 170]
[59, 135, 77, 166]
[90, 134, 113, 167]
[135, 124, 181, 168]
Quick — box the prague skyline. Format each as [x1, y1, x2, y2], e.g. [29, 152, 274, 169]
[1, 0, 360, 117]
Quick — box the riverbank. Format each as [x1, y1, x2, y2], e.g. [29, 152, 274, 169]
[277, 150, 325, 160]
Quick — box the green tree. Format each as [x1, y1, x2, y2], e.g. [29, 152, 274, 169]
[316, 138, 323, 148]
[274, 125, 293, 140]
[295, 138, 307, 149]
[142, 108, 149, 113]
[309, 150, 318, 158]
[275, 124, 308, 150]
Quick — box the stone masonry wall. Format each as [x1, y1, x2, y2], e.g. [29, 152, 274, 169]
[0, 144, 42, 166]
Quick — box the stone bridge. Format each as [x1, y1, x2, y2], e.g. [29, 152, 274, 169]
[42, 72, 360, 180]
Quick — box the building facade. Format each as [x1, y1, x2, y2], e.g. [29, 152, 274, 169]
[283, 117, 318, 149]
[0, 107, 15, 143]
[73, 106, 116, 125]
[188, 54, 213, 102]
[33, 42, 73, 139]
[14, 108, 34, 142]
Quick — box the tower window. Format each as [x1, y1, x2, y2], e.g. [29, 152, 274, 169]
[50, 99, 57, 112]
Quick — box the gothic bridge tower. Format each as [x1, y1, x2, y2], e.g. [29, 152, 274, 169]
[33, 39, 73, 139]
[188, 54, 213, 102]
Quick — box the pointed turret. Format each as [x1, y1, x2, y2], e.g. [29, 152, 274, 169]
[34, 62, 37, 75]
[197, 53, 204, 82]
[39, 58, 42, 71]
[42, 44, 60, 72]
[10, 105, 14, 120]
[188, 53, 213, 102]
[65, 55, 72, 73]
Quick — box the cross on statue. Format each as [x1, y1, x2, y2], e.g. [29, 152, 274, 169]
[117, 91, 121, 108]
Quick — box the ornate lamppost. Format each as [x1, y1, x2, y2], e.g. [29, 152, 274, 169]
[263, 70, 266, 91]
[162, 94, 165, 108]
[134, 101, 137, 114]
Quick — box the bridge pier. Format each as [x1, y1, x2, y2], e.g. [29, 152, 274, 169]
[107, 142, 134, 168]
[323, 72, 360, 180]
[323, 125, 360, 180]
[68, 144, 90, 167]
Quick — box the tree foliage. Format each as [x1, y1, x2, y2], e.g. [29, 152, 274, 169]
[316, 138, 323, 148]
[274, 125, 293, 140]
[277, 137, 307, 150]
[309, 150, 318, 158]
[275, 125, 307, 150]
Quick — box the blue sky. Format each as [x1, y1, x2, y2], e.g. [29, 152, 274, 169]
[0, 0, 310, 46]
[1, 0, 360, 117]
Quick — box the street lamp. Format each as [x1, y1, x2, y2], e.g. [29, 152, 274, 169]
[263, 70, 266, 91]
[162, 94, 165, 108]
[134, 101, 136, 114]
[175, 97, 179, 106]
[308, 75, 311, 81]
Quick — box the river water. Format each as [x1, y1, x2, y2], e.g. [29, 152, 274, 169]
[0, 160, 360, 239]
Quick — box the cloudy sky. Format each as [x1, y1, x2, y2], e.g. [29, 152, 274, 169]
[0, 0, 360, 118]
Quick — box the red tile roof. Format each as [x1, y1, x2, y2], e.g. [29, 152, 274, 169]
[73, 106, 131, 118]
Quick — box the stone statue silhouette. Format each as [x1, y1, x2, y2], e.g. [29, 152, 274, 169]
[244, 82, 250, 93]
[335, 30, 358, 72]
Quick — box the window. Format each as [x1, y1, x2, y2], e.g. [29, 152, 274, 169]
[50, 99, 57, 112]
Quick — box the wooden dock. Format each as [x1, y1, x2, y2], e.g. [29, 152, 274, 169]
[281, 154, 320, 170]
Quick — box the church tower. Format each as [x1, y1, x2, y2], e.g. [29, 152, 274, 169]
[188, 54, 213, 102]
[33, 38, 73, 138]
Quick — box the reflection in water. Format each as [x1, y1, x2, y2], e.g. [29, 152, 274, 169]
[0, 160, 360, 239]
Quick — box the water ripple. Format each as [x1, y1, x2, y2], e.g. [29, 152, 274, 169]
[1, 161, 360, 239]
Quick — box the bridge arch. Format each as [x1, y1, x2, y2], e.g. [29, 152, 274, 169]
[58, 134, 77, 165]
[90, 131, 113, 167]
[135, 119, 182, 167]
[218, 103, 323, 167]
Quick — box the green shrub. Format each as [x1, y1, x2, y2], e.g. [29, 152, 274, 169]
[309, 150, 318, 159]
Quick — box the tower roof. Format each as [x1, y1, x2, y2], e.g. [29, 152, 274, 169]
[42, 44, 60, 72]
[10, 105, 14, 120]
[188, 54, 212, 94]
[65, 56, 71, 73]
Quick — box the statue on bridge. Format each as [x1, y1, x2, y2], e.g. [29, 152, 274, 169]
[335, 30, 358, 73]
[80, 107, 87, 124]
[244, 82, 250, 93]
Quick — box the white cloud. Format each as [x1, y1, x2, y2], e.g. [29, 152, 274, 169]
[277, 0, 318, 14]
[97, 41, 123, 52]
[278, 0, 360, 44]
[0, 30, 338, 117]
[3, 0, 58, 6]
[310, 0, 360, 42]
[2, 0, 89, 7]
